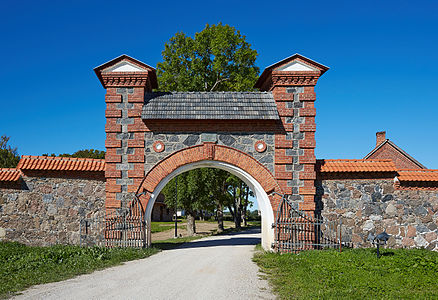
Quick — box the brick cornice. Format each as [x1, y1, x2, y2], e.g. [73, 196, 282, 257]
[271, 72, 320, 87]
[101, 72, 150, 88]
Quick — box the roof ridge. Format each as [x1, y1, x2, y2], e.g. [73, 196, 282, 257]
[20, 155, 104, 162]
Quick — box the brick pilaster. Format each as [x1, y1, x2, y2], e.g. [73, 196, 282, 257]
[95, 55, 157, 214]
[254, 54, 329, 214]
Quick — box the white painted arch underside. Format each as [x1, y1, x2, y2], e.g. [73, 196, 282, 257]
[144, 160, 275, 250]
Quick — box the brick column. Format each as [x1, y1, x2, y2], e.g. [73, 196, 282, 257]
[255, 54, 328, 214]
[94, 55, 157, 214]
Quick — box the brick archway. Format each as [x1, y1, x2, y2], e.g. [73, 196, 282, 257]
[136, 143, 282, 249]
[137, 143, 282, 200]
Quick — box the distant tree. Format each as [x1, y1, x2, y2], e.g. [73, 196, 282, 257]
[0, 135, 20, 168]
[161, 169, 214, 236]
[157, 23, 259, 92]
[42, 149, 105, 159]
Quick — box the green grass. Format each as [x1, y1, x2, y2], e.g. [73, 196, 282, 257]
[253, 247, 438, 299]
[150, 221, 184, 233]
[0, 241, 159, 299]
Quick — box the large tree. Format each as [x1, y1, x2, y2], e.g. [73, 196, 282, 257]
[157, 23, 258, 233]
[157, 23, 259, 92]
[0, 135, 20, 168]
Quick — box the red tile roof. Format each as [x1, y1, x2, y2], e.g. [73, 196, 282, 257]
[17, 156, 105, 172]
[397, 169, 438, 182]
[317, 159, 397, 173]
[0, 168, 22, 182]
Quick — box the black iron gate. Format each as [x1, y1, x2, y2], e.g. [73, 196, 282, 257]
[80, 196, 146, 248]
[272, 193, 352, 253]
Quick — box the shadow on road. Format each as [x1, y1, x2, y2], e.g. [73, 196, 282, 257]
[175, 227, 261, 249]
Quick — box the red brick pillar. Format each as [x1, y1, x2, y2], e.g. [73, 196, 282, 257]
[94, 55, 157, 214]
[255, 54, 328, 214]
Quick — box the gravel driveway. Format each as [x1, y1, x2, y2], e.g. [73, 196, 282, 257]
[13, 228, 274, 300]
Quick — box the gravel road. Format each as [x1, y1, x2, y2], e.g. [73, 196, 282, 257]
[13, 228, 274, 300]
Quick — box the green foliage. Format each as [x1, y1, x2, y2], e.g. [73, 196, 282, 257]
[42, 149, 105, 159]
[157, 23, 259, 92]
[253, 248, 438, 299]
[161, 169, 216, 215]
[0, 135, 20, 168]
[0, 241, 158, 298]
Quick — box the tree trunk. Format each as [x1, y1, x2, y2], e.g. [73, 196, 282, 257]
[243, 187, 249, 227]
[186, 211, 196, 236]
[217, 203, 224, 233]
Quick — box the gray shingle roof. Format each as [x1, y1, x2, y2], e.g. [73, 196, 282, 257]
[141, 92, 279, 120]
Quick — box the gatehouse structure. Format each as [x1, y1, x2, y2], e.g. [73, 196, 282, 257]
[1, 52, 437, 251]
[94, 54, 329, 249]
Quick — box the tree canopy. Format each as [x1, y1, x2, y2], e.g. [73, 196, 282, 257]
[42, 149, 105, 159]
[157, 23, 259, 92]
[0, 135, 20, 168]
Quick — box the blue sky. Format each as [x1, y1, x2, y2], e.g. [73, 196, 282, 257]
[1, 0, 437, 168]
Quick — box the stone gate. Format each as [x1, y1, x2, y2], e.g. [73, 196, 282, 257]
[94, 53, 329, 249]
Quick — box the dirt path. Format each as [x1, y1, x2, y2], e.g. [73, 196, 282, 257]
[13, 228, 274, 300]
[152, 221, 234, 241]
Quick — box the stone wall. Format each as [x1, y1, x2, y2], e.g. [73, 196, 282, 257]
[0, 175, 105, 246]
[317, 179, 438, 250]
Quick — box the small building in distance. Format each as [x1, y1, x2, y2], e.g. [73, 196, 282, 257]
[364, 131, 426, 170]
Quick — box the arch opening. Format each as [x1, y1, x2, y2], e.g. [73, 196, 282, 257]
[144, 160, 275, 250]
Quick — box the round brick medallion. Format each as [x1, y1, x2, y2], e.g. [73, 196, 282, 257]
[254, 140, 267, 153]
[153, 141, 165, 153]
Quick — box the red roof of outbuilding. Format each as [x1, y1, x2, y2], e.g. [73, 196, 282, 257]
[17, 156, 105, 172]
[0, 168, 22, 182]
[317, 159, 397, 173]
[397, 169, 438, 182]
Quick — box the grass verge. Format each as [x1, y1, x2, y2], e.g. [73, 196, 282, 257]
[150, 221, 185, 233]
[0, 241, 159, 299]
[253, 247, 438, 299]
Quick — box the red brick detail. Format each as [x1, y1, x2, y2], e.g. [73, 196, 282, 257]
[106, 133, 121, 148]
[275, 134, 293, 148]
[105, 95, 122, 103]
[299, 107, 316, 117]
[299, 187, 316, 195]
[300, 124, 316, 132]
[299, 200, 316, 211]
[106, 179, 121, 193]
[128, 163, 145, 178]
[105, 154, 121, 163]
[138, 144, 282, 198]
[105, 119, 122, 133]
[300, 93, 316, 101]
[105, 169, 121, 178]
[142, 120, 282, 133]
[276, 102, 294, 116]
[127, 140, 145, 148]
[128, 118, 148, 132]
[275, 149, 293, 164]
[128, 110, 142, 118]
[276, 180, 293, 194]
[275, 165, 292, 180]
[105, 110, 122, 118]
[203, 142, 216, 159]
[105, 192, 121, 208]
[299, 171, 316, 180]
[128, 152, 145, 163]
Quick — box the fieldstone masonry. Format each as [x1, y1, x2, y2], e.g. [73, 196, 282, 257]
[0, 176, 105, 246]
[317, 179, 438, 250]
[144, 132, 275, 174]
